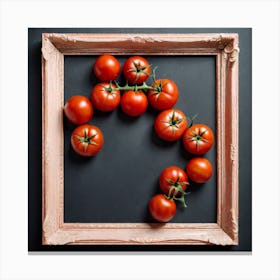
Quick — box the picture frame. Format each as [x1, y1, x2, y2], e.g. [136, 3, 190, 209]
[42, 33, 239, 245]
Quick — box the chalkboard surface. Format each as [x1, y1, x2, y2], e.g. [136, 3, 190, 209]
[28, 28, 252, 251]
[64, 55, 217, 223]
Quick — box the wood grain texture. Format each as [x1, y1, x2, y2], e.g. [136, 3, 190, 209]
[43, 33, 234, 55]
[41, 33, 239, 246]
[42, 36, 64, 245]
[47, 223, 233, 245]
[215, 34, 239, 245]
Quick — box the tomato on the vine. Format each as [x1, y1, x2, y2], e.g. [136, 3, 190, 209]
[93, 54, 121, 82]
[64, 95, 94, 125]
[159, 166, 188, 197]
[120, 90, 148, 117]
[186, 157, 213, 183]
[91, 82, 120, 112]
[123, 56, 151, 85]
[149, 194, 176, 222]
[182, 124, 214, 155]
[148, 79, 178, 110]
[71, 124, 104, 157]
[154, 109, 188, 141]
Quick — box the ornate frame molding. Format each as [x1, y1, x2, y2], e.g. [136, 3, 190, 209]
[42, 33, 239, 245]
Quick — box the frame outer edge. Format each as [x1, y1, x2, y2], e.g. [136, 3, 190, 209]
[42, 35, 64, 245]
[41, 33, 239, 246]
[220, 34, 239, 245]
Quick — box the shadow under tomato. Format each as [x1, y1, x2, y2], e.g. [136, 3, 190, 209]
[67, 145, 98, 164]
[146, 222, 168, 229]
[144, 207, 155, 223]
[146, 104, 160, 118]
[116, 105, 143, 124]
[88, 65, 100, 87]
[63, 114, 77, 132]
[92, 109, 114, 121]
[143, 177, 161, 223]
[185, 180, 204, 195]
[178, 138, 194, 162]
[150, 127, 178, 148]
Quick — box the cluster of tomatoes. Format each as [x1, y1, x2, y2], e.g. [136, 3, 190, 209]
[149, 122, 214, 222]
[63, 54, 214, 223]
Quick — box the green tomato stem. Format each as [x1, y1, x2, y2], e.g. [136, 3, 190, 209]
[114, 81, 153, 92]
[173, 195, 188, 208]
[167, 181, 190, 208]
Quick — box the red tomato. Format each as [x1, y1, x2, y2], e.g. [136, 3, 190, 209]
[148, 79, 178, 110]
[91, 83, 120, 112]
[120, 90, 148, 117]
[123, 56, 151, 85]
[186, 157, 213, 183]
[149, 194, 176, 223]
[159, 166, 188, 197]
[71, 124, 104, 157]
[93, 54, 120, 82]
[154, 109, 188, 141]
[64, 95, 94, 125]
[183, 124, 214, 155]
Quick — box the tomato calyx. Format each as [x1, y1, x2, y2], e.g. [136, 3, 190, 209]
[164, 176, 189, 208]
[166, 110, 184, 129]
[167, 178, 189, 189]
[127, 60, 151, 83]
[150, 79, 169, 98]
[188, 129, 209, 143]
[150, 67, 164, 95]
[103, 82, 118, 94]
[75, 129, 98, 151]
[187, 128, 210, 152]
[165, 185, 189, 208]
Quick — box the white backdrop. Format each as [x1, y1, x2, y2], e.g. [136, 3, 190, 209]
[0, 0, 279, 279]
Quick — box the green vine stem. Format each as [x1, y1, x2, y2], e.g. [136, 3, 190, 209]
[151, 66, 158, 83]
[173, 195, 188, 208]
[187, 113, 198, 127]
[114, 81, 154, 92]
[101, 66, 160, 92]
[165, 182, 190, 208]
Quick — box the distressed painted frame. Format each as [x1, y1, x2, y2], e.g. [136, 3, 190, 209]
[42, 33, 239, 245]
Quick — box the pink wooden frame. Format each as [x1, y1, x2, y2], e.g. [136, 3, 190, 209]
[42, 33, 239, 245]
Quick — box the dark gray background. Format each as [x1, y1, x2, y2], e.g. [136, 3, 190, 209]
[64, 55, 217, 223]
[28, 28, 251, 251]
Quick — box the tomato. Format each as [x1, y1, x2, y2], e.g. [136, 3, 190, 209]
[154, 109, 188, 141]
[159, 166, 188, 197]
[71, 124, 104, 156]
[148, 79, 178, 110]
[120, 90, 148, 117]
[149, 194, 176, 223]
[64, 95, 94, 125]
[182, 124, 214, 155]
[186, 157, 213, 183]
[123, 56, 151, 85]
[91, 83, 120, 112]
[93, 54, 121, 82]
